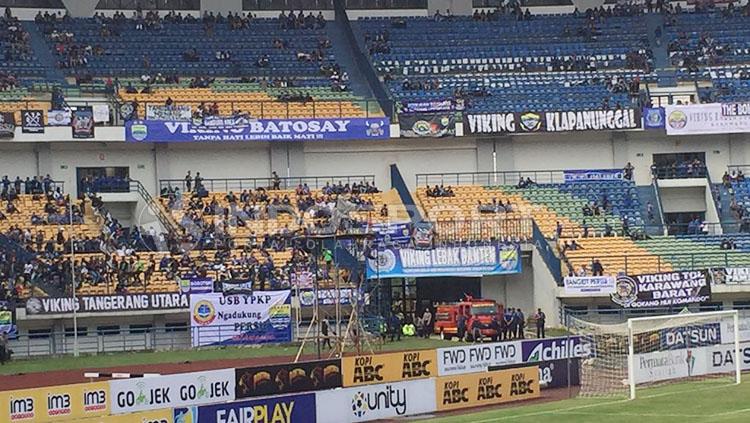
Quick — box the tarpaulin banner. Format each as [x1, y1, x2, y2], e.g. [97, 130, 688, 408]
[48, 109, 71, 126]
[634, 341, 750, 385]
[434, 366, 539, 411]
[146, 104, 192, 121]
[190, 291, 292, 347]
[25, 293, 188, 314]
[235, 359, 342, 398]
[341, 350, 437, 387]
[643, 107, 665, 129]
[665, 103, 750, 135]
[92, 104, 110, 123]
[21, 110, 44, 134]
[437, 341, 522, 376]
[290, 270, 315, 289]
[490, 358, 581, 390]
[177, 276, 214, 294]
[521, 336, 593, 362]
[72, 107, 95, 138]
[398, 99, 464, 113]
[175, 392, 316, 423]
[465, 108, 641, 134]
[219, 279, 253, 295]
[298, 288, 353, 306]
[563, 276, 617, 295]
[125, 117, 390, 142]
[0, 112, 15, 138]
[365, 243, 521, 279]
[562, 169, 624, 183]
[0, 381, 110, 422]
[371, 222, 412, 246]
[711, 267, 750, 284]
[610, 270, 712, 308]
[109, 368, 234, 414]
[315, 379, 436, 423]
[399, 113, 456, 137]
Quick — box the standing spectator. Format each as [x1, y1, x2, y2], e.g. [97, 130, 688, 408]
[647, 201, 655, 223]
[421, 308, 432, 339]
[516, 308, 525, 339]
[503, 307, 513, 340]
[535, 308, 546, 338]
[0, 332, 8, 365]
[389, 313, 401, 342]
[185, 170, 192, 192]
[591, 258, 604, 276]
[321, 317, 331, 349]
[272, 171, 281, 190]
[456, 312, 466, 341]
[556, 221, 563, 238]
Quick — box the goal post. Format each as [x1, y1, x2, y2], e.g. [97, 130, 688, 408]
[627, 310, 741, 400]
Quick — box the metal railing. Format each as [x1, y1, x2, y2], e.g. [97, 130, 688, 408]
[560, 251, 750, 276]
[131, 180, 182, 236]
[433, 218, 534, 242]
[159, 175, 376, 193]
[561, 305, 749, 327]
[651, 164, 708, 180]
[415, 169, 628, 187]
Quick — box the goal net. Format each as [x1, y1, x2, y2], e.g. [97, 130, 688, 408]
[568, 310, 741, 399]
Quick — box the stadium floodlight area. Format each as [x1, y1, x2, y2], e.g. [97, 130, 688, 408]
[569, 310, 741, 399]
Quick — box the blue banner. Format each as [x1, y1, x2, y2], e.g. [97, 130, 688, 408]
[365, 243, 521, 279]
[563, 169, 624, 183]
[178, 276, 214, 294]
[659, 323, 722, 350]
[643, 107, 666, 129]
[174, 393, 316, 423]
[372, 222, 412, 246]
[125, 117, 390, 142]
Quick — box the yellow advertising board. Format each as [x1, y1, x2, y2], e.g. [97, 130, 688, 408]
[435, 366, 539, 411]
[0, 381, 110, 422]
[77, 409, 173, 423]
[342, 349, 438, 387]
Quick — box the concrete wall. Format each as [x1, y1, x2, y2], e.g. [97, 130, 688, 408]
[660, 186, 707, 213]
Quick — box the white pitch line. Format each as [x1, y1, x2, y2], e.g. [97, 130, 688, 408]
[558, 411, 706, 418]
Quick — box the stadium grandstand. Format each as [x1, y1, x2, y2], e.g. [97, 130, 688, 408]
[3, 0, 750, 422]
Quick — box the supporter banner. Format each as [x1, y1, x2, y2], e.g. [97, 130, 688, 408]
[372, 222, 412, 246]
[465, 108, 641, 134]
[146, 104, 192, 121]
[298, 288, 353, 306]
[491, 358, 581, 390]
[177, 276, 214, 294]
[290, 270, 314, 288]
[342, 350, 437, 387]
[365, 243, 521, 279]
[0, 300, 13, 334]
[235, 359, 342, 398]
[92, 104, 110, 123]
[521, 336, 593, 362]
[72, 107, 95, 139]
[21, 110, 44, 134]
[0, 112, 14, 139]
[665, 103, 750, 135]
[109, 368, 234, 414]
[0, 381, 109, 422]
[562, 169, 624, 183]
[190, 291, 292, 347]
[315, 378, 436, 423]
[659, 323, 722, 350]
[398, 99, 464, 113]
[399, 113, 456, 137]
[48, 109, 72, 126]
[25, 293, 188, 314]
[610, 270, 712, 308]
[563, 276, 616, 295]
[219, 279, 253, 295]
[176, 392, 316, 423]
[711, 267, 750, 284]
[435, 366, 539, 412]
[643, 107, 665, 129]
[437, 341, 522, 376]
[125, 117, 391, 142]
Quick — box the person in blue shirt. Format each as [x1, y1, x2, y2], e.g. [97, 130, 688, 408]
[515, 309, 525, 339]
[503, 308, 514, 340]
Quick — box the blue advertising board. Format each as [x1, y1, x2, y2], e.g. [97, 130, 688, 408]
[521, 336, 594, 362]
[643, 107, 666, 129]
[659, 323, 722, 350]
[125, 117, 390, 142]
[178, 276, 214, 294]
[562, 169, 624, 183]
[173, 392, 316, 423]
[365, 243, 521, 279]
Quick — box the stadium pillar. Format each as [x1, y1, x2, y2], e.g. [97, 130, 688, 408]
[201, 0, 242, 16]
[61, 0, 97, 18]
[428, 0, 472, 16]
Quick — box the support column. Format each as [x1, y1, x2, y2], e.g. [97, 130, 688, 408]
[61, 0, 97, 18]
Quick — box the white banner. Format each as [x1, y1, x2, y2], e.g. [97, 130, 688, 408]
[436, 341, 522, 376]
[109, 368, 234, 414]
[634, 342, 749, 384]
[315, 379, 436, 423]
[563, 276, 616, 295]
[190, 291, 292, 347]
[715, 267, 750, 284]
[146, 104, 192, 121]
[720, 317, 750, 344]
[705, 341, 750, 373]
[665, 103, 750, 135]
[48, 109, 72, 126]
[92, 104, 110, 123]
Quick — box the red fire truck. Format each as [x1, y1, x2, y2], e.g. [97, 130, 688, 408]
[433, 297, 503, 341]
